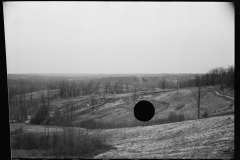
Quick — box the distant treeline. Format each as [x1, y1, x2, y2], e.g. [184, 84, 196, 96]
[56, 65, 234, 99]
[7, 74, 196, 100]
[177, 65, 234, 91]
[8, 65, 234, 122]
[8, 65, 234, 100]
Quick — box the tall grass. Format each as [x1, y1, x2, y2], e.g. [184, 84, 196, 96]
[75, 111, 186, 129]
[11, 126, 24, 135]
[11, 127, 112, 157]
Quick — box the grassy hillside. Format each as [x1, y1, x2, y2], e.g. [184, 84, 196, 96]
[95, 115, 234, 159]
[11, 115, 234, 159]
[10, 87, 234, 158]
[43, 87, 234, 129]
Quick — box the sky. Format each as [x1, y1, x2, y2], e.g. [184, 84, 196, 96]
[4, 2, 234, 74]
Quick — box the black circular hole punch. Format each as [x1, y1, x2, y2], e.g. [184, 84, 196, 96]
[134, 100, 155, 122]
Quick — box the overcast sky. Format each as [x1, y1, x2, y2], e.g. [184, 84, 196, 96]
[4, 2, 234, 74]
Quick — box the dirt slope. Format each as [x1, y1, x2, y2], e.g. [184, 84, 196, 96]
[94, 115, 234, 159]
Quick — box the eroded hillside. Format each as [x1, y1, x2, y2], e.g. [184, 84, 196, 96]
[47, 88, 233, 127]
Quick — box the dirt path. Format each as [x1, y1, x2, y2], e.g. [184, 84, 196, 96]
[215, 91, 234, 100]
[94, 115, 234, 159]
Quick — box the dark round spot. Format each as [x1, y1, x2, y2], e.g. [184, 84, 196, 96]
[134, 100, 155, 122]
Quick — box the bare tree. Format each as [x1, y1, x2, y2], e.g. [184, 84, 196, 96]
[133, 87, 137, 104]
[90, 94, 95, 106]
[94, 81, 100, 94]
[226, 65, 234, 90]
[141, 77, 148, 98]
[71, 102, 74, 121]
[208, 68, 219, 86]
[47, 88, 50, 107]
[191, 75, 208, 119]
[159, 78, 166, 90]
[176, 79, 179, 94]
[126, 82, 129, 93]
[71, 81, 76, 97]
[105, 82, 110, 95]
[29, 92, 33, 115]
[218, 68, 227, 93]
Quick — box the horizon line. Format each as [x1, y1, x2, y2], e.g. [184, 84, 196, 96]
[7, 73, 204, 75]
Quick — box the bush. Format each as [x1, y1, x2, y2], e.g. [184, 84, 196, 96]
[167, 111, 185, 123]
[76, 111, 186, 130]
[30, 105, 49, 124]
[44, 110, 73, 127]
[11, 126, 24, 135]
[43, 116, 52, 125]
[202, 111, 209, 118]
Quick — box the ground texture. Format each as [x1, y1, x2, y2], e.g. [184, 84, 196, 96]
[95, 115, 234, 159]
[10, 88, 234, 158]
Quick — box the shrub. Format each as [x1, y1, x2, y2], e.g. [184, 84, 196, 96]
[76, 111, 186, 130]
[202, 111, 209, 118]
[43, 116, 52, 125]
[11, 126, 24, 135]
[46, 110, 73, 127]
[165, 111, 185, 123]
[30, 105, 49, 124]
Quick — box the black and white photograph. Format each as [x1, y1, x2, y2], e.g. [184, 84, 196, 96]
[5, 2, 234, 159]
